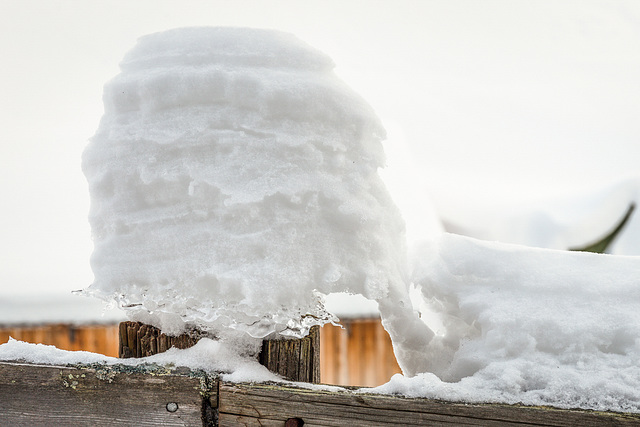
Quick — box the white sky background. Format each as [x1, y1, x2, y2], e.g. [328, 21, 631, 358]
[1, 0, 639, 297]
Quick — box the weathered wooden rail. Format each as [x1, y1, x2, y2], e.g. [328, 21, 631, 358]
[2, 360, 639, 426]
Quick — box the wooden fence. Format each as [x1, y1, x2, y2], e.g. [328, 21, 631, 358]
[2, 360, 639, 426]
[0, 323, 120, 356]
[0, 318, 400, 387]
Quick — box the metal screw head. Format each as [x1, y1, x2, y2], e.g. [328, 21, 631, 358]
[166, 402, 178, 412]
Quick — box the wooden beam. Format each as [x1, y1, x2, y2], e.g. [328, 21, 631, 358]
[0, 360, 216, 427]
[218, 382, 640, 426]
[2, 361, 640, 426]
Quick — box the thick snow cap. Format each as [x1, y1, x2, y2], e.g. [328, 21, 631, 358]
[82, 27, 417, 342]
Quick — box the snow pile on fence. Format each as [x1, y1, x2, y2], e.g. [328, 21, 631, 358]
[382, 233, 640, 413]
[75, 26, 640, 412]
[81, 27, 427, 345]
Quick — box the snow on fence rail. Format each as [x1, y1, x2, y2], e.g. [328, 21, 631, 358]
[2, 360, 639, 426]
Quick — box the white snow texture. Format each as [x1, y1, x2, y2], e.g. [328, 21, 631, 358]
[397, 233, 640, 413]
[82, 27, 424, 344]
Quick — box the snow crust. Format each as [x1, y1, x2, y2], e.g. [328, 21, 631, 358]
[387, 233, 640, 413]
[81, 27, 424, 343]
[0, 338, 347, 392]
[0, 337, 279, 383]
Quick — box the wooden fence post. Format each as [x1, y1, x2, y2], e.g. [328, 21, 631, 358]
[118, 321, 320, 383]
[118, 321, 201, 358]
[258, 326, 320, 384]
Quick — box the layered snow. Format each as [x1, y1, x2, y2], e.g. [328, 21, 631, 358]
[81, 27, 428, 344]
[383, 233, 640, 413]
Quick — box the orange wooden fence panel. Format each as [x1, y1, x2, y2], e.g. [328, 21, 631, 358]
[0, 324, 120, 358]
[320, 318, 402, 387]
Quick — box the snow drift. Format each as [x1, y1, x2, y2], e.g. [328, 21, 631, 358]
[390, 233, 640, 412]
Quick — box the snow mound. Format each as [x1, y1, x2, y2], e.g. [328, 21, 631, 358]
[82, 27, 416, 341]
[397, 233, 640, 412]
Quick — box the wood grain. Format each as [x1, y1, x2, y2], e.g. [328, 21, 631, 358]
[258, 325, 320, 383]
[3, 361, 640, 426]
[218, 382, 640, 427]
[320, 319, 401, 387]
[0, 361, 215, 427]
[118, 321, 202, 358]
